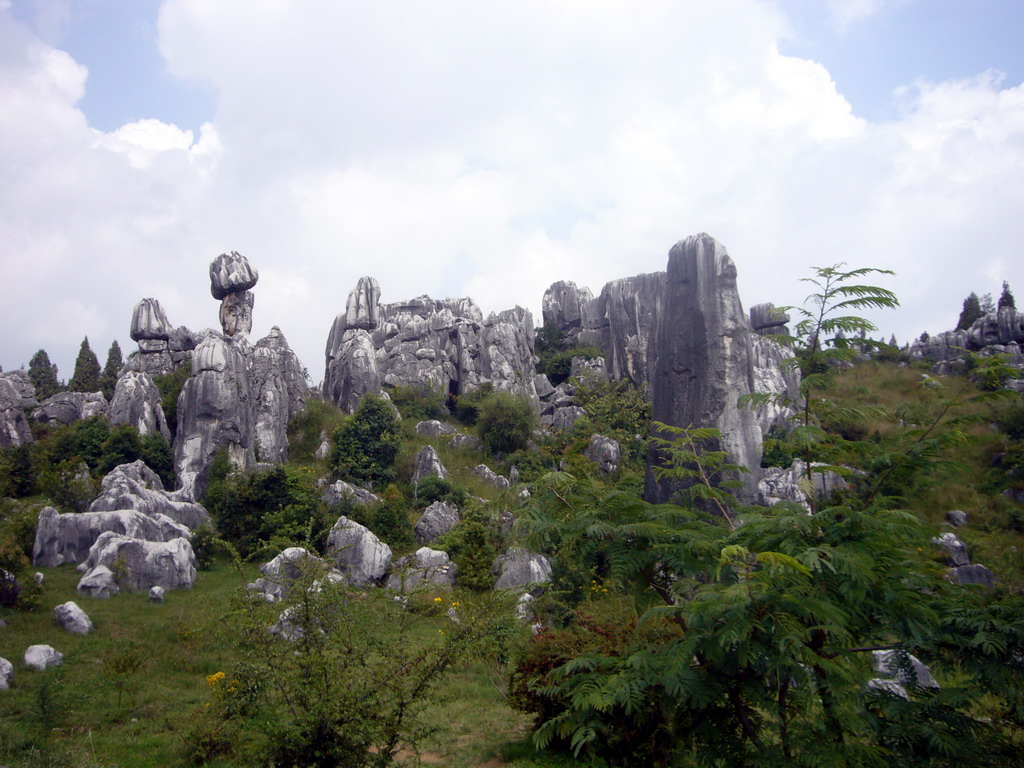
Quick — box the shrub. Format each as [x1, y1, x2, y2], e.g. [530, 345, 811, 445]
[415, 474, 467, 508]
[477, 391, 537, 455]
[330, 394, 401, 488]
[99, 424, 143, 474]
[385, 383, 449, 423]
[153, 359, 191, 440]
[453, 382, 494, 426]
[140, 431, 175, 487]
[286, 397, 347, 464]
[435, 506, 499, 592]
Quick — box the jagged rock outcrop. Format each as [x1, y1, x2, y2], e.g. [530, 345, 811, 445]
[76, 532, 197, 593]
[493, 548, 553, 590]
[324, 277, 539, 412]
[415, 420, 457, 437]
[248, 547, 341, 602]
[108, 371, 171, 441]
[174, 333, 255, 497]
[33, 505, 190, 567]
[750, 334, 801, 435]
[645, 234, 762, 504]
[54, 601, 94, 635]
[210, 251, 259, 338]
[0, 657, 13, 690]
[32, 392, 107, 425]
[125, 298, 195, 376]
[758, 460, 847, 510]
[909, 307, 1024, 374]
[872, 650, 940, 690]
[412, 445, 448, 486]
[250, 327, 308, 462]
[473, 464, 511, 489]
[320, 478, 383, 508]
[933, 532, 970, 567]
[414, 501, 460, 544]
[325, 516, 392, 586]
[749, 303, 790, 336]
[88, 461, 210, 529]
[386, 547, 457, 592]
[584, 435, 620, 473]
[0, 372, 34, 447]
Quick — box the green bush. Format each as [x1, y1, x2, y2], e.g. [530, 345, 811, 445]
[153, 359, 191, 440]
[386, 383, 449, 423]
[286, 397, 347, 464]
[415, 475, 467, 508]
[330, 394, 401, 488]
[435, 507, 499, 592]
[99, 424, 143, 474]
[140, 431, 175, 487]
[0, 444, 35, 497]
[453, 383, 494, 426]
[477, 391, 537, 455]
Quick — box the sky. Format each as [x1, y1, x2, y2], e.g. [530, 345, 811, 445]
[1, 0, 1022, 385]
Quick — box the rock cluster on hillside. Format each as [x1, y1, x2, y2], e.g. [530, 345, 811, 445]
[909, 306, 1024, 382]
[324, 277, 539, 412]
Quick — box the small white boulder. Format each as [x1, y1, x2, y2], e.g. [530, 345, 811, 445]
[24, 644, 63, 671]
[53, 601, 94, 635]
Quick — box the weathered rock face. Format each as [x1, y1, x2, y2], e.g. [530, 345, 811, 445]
[386, 547, 458, 592]
[414, 501, 460, 544]
[321, 478, 383, 508]
[909, 307, 1024, 368]
[750, 334, 800, 435]
[248, 547, 340, 602]
[0, 373, 34, 447]
[88, 461, 211, 529]
[77, 565, 119, 599]
[749, 303, 790, 336]
[32, 392, 108, 425]
[24, 645, 63, 671]
[76, 532, 196, 593]
[325, 516, 392, 586]
[872, 650, 940, 690]
[210, 251, 259, 300]
[933, 532, 970, 567]
[473, 464, 511, 489]
[493, 548, 553, 590]
[174, 334, 255, 497]
[33, 505, 190, 568]
[219, 290, 254, 337]
[250, 327, 308, 463]
[584, 435, 621, 473]
[415, 420, 457, 437]
[0, 657, 13, 690]
[54, 601, 94, 635]
[108, 371, 171, 441]
[542, 280, 594, 335]
[126, 298, 195, 376]
[324, 277, 539, 412]
[645, 234, 762, 504]
[412, 445, 449, 486]
[950, 563, 996, 587]
[757, 461, 847, 510]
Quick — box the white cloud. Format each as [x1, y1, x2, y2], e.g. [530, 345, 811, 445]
[827, 0, 902, 32]
[1, 0, 1022, 382]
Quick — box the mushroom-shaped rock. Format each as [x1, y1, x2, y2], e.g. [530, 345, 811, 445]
[130, 298, 173, 341]
[33, 505, 191, 568]
[325, 516, 392, 586]
[343, 276, 381, 331]
[76, 532, 197, 593]
[32, 392, 108, 425]
[493, 548, 553, 590]
[412, 445, 449, 486]
[219, 290, 255, 337]
[0, 656, 13, 690]
[210, 251, 259, 300]
[415, 420, 458, 437]
[108, 371, 171, 441]
[24, 645, 63, 671]
[872, 650, 940, 690]
[414, 501, 460, 544]
[321, 479, 383, 508]
[386, 547, 458, 592]
[584, 434, 620, 473]
[88, 461, 211, 530]
[932, 533, 970, 567]
[54, 601, 94, 635]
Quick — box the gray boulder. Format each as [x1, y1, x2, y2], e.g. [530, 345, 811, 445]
[493, 548, 553, 590]
[130, 298, 173, 341]
[125, 299, 194, 376]
[249, 547, 340, 602]
[76, 532, 197, 593]
[534, 374, 555, 399]
[321, 479, 383, 508]
[866, 678, 910, 700]
[386, 547, 458, 592]
[250, 327, 308, 463]
[108, 371, 171, 441]
[933, 532, 970, 567]
[174, 333, 255, 498]
[415, 420, 457, 437]
[758, 461, 847, 510]
[473, 464, 511, 489]
[0, 374, 34, 448]
[542, 280, 594, 335]
[414, 501, 460, 544]
[76, 565, 119, 599]
[88, 461, 210, 530]
[53, 601, 94, 635]
[950, 563, 996, 587]
[412, 445, 449, 486]
[547, 405, 587, 433]
[872, 650, 939, 690]
[32, 391, 107, 425]
[210, 251, 259, 300]
[584, 434, 620, 473]
[33, 505, 190, 567]
[149, 586, 165, 603]
[448, 433, 483, 451]
[0, 656, 13, 690]
[24, 645, 63, 671]
[325, 516, 392, 586]
[945, 509, 968, 527]
[646, 234, 762, 504]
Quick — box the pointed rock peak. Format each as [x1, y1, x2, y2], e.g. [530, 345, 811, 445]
[210, 251, 259, 300]
[345, 276, 381, 330]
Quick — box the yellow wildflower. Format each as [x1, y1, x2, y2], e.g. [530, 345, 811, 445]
[206, 671, 226, 687]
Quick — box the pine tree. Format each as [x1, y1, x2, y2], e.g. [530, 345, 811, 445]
[998, 281, 1016, 311]
[100, 340, 123, 400]
[956, 292, 983, 330]
[27, 349, 61, 399]
[981, 292, 995, 314]
[67, 337, 102, 394]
